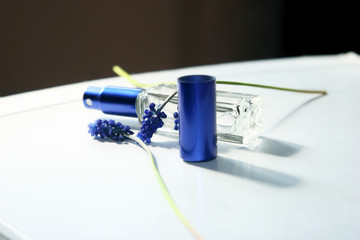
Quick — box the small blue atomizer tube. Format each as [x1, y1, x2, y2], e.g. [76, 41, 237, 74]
[177, 75, 217, 162]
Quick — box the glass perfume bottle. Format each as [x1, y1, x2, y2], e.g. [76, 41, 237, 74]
[83, 84, 262, 145]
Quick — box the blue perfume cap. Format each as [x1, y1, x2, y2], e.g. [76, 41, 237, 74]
[177, 75, 217, 162]
[83, 86, 142, 117]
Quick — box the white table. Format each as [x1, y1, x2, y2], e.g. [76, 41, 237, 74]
[1, 53, 360, 240]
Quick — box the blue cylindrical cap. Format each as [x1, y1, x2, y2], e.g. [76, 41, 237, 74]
[83, 86, 142, 117]
[178, 75, 217, 162]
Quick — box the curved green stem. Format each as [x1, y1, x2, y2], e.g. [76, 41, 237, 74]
[113, 65, 327, 95]
[126, 134, 203, 240]
[157, 90, 177, 112]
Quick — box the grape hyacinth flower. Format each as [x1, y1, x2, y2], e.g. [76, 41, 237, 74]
[88, 119, 134, 141]
[137, 103, 167, 143]
[137, 90, 177, 144]
[173, 111, 179, 130]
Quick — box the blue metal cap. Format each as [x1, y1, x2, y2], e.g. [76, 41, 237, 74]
[83, 86, 142, 117]
[177, 75, 217, 162]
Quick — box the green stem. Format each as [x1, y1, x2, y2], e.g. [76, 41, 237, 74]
[113, 65, 327, 95]
[126, 134, 203, 240]
[157, 90, 177, 112]
[216, 80, 327, 95]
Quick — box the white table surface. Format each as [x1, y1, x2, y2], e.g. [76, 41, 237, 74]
[1, 53, 360, 240]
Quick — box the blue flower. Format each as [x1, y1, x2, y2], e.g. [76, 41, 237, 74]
[173, 111, 179, 130]
[137, 102, 167, 143]
[88, 119, 133, 141]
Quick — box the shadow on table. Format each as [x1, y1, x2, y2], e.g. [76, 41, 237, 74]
[249, 137, 303, 157]
[188, 156, 300, 188]
[218, 137, 303, 157]
[151, 139, 179, 149]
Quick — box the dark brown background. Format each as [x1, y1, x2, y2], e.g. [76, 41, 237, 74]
[1, 0, 358, 96]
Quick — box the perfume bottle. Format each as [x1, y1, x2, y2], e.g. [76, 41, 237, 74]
[83, 84, 262, 145]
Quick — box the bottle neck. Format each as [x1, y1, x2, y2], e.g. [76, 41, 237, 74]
[83, 86, 142, 117]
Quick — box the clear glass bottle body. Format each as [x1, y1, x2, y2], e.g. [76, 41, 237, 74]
[135, 84, 262, 145]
